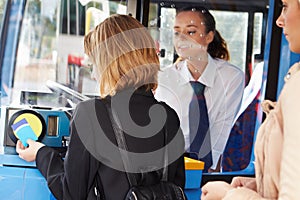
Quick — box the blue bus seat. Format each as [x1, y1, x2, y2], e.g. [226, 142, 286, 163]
[222, 62, 263, 172]
[221, 93, 259, 171]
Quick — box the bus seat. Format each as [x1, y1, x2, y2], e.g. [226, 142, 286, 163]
[221, 62, 263, 172]
[221, 93, 259, 171]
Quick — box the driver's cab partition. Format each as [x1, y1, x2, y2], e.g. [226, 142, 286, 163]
[221, 61, 264, 172]
[147, 0, 270, 178]
[221, 94, 259, 172]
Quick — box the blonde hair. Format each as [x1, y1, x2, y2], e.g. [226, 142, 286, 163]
[84, 14, 159, 98]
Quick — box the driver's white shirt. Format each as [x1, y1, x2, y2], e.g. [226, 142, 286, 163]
[155, 55, 244, 169]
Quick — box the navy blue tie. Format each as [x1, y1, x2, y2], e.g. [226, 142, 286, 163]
[188, 81, 212, 172]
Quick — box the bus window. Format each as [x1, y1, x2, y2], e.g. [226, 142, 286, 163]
[9, 0, 127, 106]
[210, 10, 248, 73]
[253, 12, 264, 68]
[13, 0, 60, 97]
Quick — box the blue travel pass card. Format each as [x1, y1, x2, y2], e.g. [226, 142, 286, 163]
[11, 118, 38, 147]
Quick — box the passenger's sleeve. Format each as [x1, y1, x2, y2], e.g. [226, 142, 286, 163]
[36, 146, 65, 199]
[36, 106, 98, 200]
[170, 125, 185, 188]
[223, 187, 267, 199]
[166, 106, 186, 189]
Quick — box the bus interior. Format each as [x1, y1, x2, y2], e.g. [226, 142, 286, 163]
[1, 0, 299, 199]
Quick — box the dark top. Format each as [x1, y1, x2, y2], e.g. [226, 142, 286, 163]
[36, 88, 186, 200]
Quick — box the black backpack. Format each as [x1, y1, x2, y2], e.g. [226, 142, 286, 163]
[105, 103, 186, 200]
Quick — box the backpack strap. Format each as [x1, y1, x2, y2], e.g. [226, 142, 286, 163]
[162, 113, 168, 182]
[94, 170, 105, 200]
[105, 102, 138, 187]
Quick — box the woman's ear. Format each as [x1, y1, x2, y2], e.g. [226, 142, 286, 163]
[205, 31, 214, 44]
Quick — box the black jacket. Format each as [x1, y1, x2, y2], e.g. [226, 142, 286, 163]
[36, 88, 185, 200]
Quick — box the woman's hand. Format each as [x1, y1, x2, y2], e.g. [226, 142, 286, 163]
[261, 100, 276, 115]
[231, 177, 257, 191]
[16, 139, 45, 162]
[201, 181, 233, 200]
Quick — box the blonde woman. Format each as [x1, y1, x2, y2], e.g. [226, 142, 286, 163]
[16, 14, 185, 200]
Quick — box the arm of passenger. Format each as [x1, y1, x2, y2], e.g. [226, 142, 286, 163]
[36, 109, 98, 200]
[175, 128, 186, 189]
[279, 72, 300, 199]
[201, 179, 267, 200]
[36, 146, 65, 199]
[223, 187, 269, 200]
[231, 177, 257, 191]
[210, 71, 244, 169]
[166, 109, 186, 189]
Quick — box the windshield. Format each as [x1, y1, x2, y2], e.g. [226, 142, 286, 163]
[2, 0, 127, 108]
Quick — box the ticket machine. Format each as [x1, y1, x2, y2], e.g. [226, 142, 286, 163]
[0, 108, 70, 199]
[0, 81, 89, 199]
